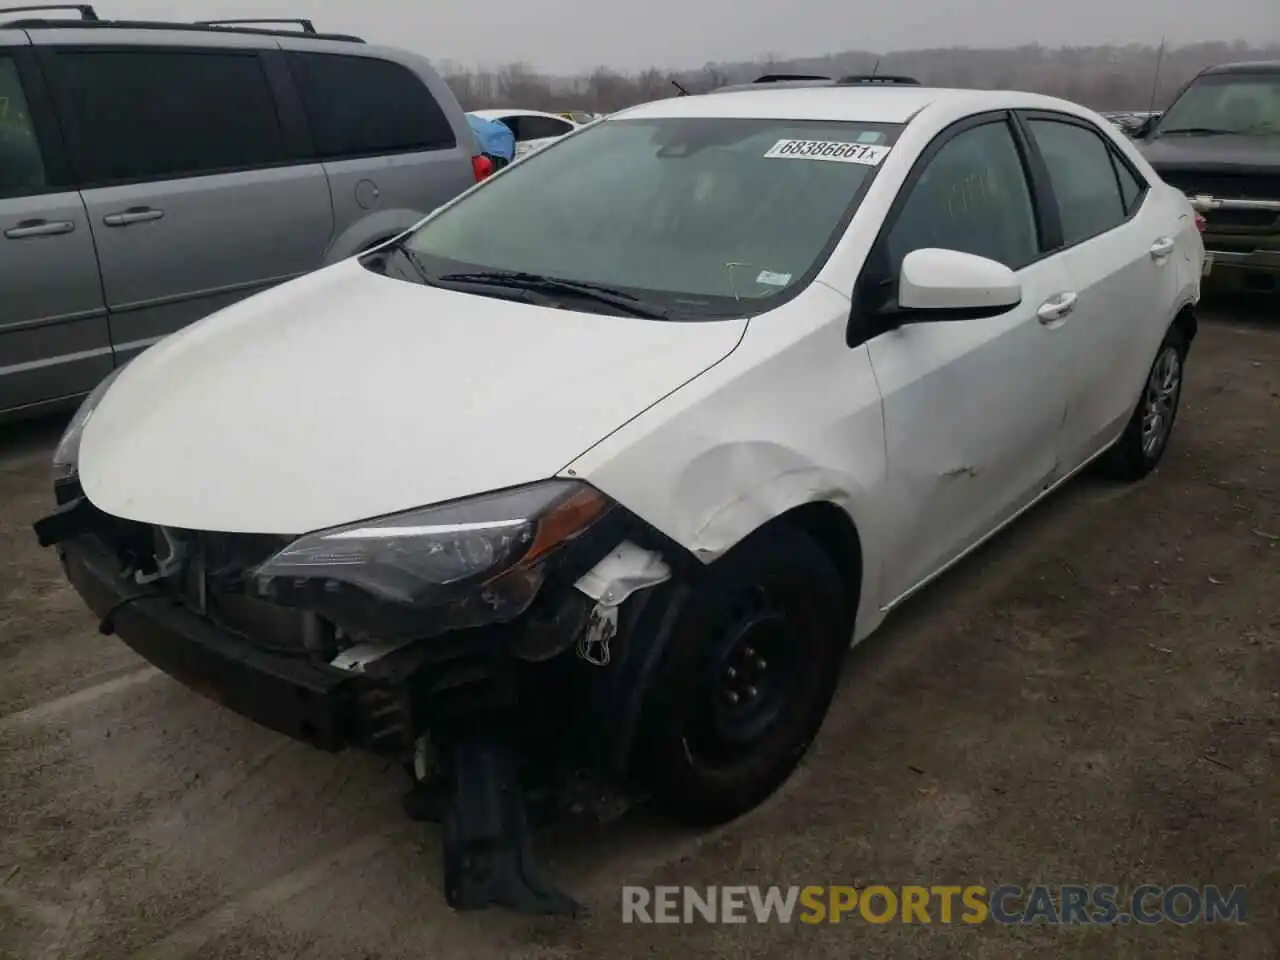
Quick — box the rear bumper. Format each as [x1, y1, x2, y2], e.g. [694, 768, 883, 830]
[63, 535, 379, 752]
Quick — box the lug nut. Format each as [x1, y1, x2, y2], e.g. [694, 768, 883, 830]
[744, 647, 755, 658]
[746, 685, 758, 699]
[726, 666, 737, 679]
[755, 657, 767, 671]
[726, 690, 740, 704]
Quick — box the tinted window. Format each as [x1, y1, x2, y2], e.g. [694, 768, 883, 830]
[886, 120, 1039, 272]
[1027, 118, 1127, 245]
[1154, 72, 1280, 136]
[50, 50, 286, 185]
[1111, 150, 1145, 215]
[0, 56, 47, 198]
[288, 53, 456, 158]
[513, 115, 573, 140]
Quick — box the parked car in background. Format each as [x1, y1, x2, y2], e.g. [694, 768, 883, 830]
[558, 110, 601, 125]
[37, 79, 1201, 915]
[1136, 60, 1280, 294]
[0, 5, 485, 423]
[469, 108, 580, 159]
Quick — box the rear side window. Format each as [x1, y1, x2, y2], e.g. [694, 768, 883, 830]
[1026, 118, 1128, 246]
[509, 115, 574, 141]
[1112, 151, 1146, 215]
[0, 55, 48, 198]
[287, 53, 456, 159]
[48, 50, 286, 186]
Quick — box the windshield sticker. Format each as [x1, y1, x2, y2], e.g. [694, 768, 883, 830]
[756, 270, 793, 286]
[763, 139, 890, 165]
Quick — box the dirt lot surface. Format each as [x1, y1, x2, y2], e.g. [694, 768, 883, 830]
[1, 297, 1277, 960]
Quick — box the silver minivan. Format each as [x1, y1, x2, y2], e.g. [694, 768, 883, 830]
[1, 6, 485, 422]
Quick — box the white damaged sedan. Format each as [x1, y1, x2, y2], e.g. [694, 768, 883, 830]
[35, 80, 1203, 914]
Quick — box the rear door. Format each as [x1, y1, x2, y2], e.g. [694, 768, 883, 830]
[37, 35, 333, 364]
[0, 35, 109, 416]
[1017, 112, 1178, 472]
[283, 48, 475, 258]
[505, 114, 576, 160]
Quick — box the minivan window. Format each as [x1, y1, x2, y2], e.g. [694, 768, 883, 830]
[0, 56, 47, 198]
[287, 53, 457, 159]
[396, 117, 901, 318]
[1027, 118, 1128, 246]
[48, 50, 287, 185]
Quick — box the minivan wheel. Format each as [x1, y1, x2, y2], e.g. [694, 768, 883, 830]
[633, 525, 847, 827]
[1097, 326, 1187, 482]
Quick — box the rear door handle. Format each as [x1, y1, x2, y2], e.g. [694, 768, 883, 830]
[1149, 237, 1176, 259]
[1037, 291, 1078, 324]
[103, 207, 164, 227]
[4, 218, 75, 239]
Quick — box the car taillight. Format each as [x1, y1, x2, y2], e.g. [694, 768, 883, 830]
[1194, 212, 1206, 233]
[472, 154, 494, 182]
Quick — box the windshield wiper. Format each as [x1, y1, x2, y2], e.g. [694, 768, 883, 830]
[1156, 126, 1236, 137]
[435, 271, 671, 319]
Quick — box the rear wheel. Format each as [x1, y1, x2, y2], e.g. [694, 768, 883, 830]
[634, 524, 848, 826]
[1096, 326, 1187, 481]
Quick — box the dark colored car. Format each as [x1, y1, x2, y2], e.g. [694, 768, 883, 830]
[1135, 60, 1280, 292]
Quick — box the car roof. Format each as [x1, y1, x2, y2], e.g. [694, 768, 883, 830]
[614, 86, 1080, 125]
[471, 108, 576, 121]
[1201, 60, 1280, 76]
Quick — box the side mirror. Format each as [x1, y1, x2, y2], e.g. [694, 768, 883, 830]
[1134, 116, 1155, 139]
[896, 248, 1022, 321]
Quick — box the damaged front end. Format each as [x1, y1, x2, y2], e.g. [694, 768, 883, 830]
[33, 476, 690, 916]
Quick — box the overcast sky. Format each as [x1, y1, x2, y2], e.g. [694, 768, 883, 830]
[94, 0, 1280, 74]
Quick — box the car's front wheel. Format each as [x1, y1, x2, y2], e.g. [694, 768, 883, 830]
[633, 524, 849, 826]
[1097, 325, 1188, 481]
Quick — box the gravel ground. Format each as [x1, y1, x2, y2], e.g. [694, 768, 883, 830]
[1, 296, 1276, 959]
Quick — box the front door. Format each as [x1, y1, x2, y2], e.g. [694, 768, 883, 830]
[0, 39, 109, 415]
[861, 114, 1077, 603]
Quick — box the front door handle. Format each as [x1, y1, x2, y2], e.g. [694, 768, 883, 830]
[102, 207, 164, 227]
[1037, 291, 1078, 324]
[1149, 237, 1176, 260]
[4, 218, 75, 239]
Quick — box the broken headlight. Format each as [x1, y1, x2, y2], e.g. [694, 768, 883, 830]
[52, 365, 125, 481]
[251, 480, 612, 640]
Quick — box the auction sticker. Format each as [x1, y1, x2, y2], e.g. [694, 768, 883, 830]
[763, 139, 890, 165]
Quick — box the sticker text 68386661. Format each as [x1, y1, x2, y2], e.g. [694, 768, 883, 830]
[763, 139, 891, 166]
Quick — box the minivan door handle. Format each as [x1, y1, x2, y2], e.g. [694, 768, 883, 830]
[1149, 237, 1176, 260]
[4, 218, 75, 239]
[103, 207, 164, 227]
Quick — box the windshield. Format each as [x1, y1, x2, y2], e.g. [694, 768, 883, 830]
[394, 116, 902, 319]
[1154, 72, 1280, 137]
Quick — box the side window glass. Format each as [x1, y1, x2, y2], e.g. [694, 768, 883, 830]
[520, 115, 572, 140]
[288, 53, 457, 158]
[1027, 118, 1127, 245]
[1111, 150, 1145, 215]
[886, 120, 1039, 275]
[0, 55, 48, 198]
[50, 50, 286, 185]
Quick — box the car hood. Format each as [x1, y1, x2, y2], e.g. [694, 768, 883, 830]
[1140, 134, 1280, 176]
[79, 259, 747, 534]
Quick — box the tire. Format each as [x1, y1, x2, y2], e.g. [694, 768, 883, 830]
[1096, 325, 1188, 482]
[632, 524, 848, 827]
